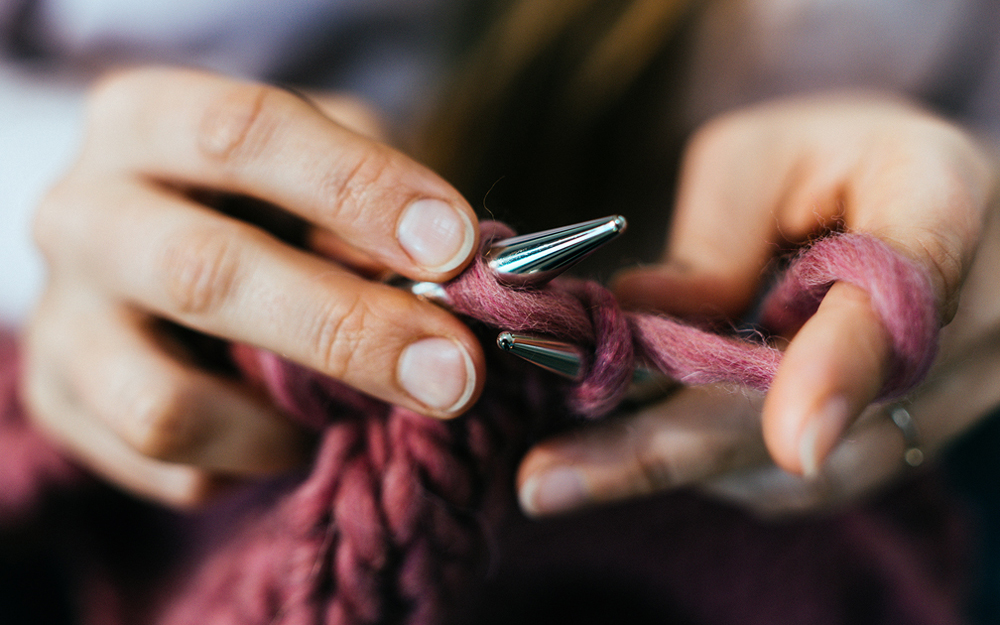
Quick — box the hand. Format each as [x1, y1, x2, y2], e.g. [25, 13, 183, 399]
[21, 67, 485, 507]
[516, 93, 999, 517]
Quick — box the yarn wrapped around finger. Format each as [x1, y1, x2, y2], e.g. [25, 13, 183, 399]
[139, 222, 940, 625]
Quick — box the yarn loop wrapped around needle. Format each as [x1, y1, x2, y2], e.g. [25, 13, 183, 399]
[446, 222, 939, 416]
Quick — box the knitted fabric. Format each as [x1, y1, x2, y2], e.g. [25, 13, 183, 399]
[149, 223, 938, 624]
[0, 223, 951, 625]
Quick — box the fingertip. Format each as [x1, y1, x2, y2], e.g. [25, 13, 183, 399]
[517, 466, 590, 518]
[395, 198, 478, 279]
[762, 282, 890, 475]
[396, 334, 483, 419]
[517, 472, 542, 517]
[794, 396, 852, 477]
[152, 469, 234, 510]
[516, 444, 593, 517]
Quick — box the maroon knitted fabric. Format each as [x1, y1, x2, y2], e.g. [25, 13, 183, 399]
[0, 223, 956, 625]
[143, 224, 940, 624]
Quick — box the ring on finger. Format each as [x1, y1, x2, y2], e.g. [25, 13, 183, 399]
[889, 405, 924, 467]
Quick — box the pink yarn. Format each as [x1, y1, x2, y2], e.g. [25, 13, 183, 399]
[447, 223, 938, 414]
[0, 330, 970, 625]
[138, 222, 939, 625]
[0, 328, 81, 526]
[0, 222, 941, 625]
[758, 234, 940, 398]
[151, 351, 531, 625]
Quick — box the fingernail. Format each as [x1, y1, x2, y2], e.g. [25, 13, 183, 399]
[519, 468, 589, 516]
[397, 337, 475, 415]
[798, 396, 851, 477]
[397, 199, 475, 273]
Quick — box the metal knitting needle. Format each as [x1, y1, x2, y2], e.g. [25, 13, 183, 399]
[397, 215, 627, 306]
[496, 331, 661, 385]
[486, 215, 627, 286]
[497, 331, 674, 406]
[496, 332, 585, 379]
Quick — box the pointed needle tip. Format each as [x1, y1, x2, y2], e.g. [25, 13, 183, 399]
[487, 214, 628, 286]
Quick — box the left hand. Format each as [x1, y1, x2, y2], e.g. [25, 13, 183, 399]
[21, 69, 484, 507]
[516, 93, 1000, 517]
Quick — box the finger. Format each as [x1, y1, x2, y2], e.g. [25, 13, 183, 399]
[84, 67, 478, 281]
[307, 227, 391, 280]
[31, 395, 232, 509]
[516, 386, 768, 516]
[29, 286, 310, 475]
[612, 117, 802, 317]
[40, 179, 483, 418]
[702, 412, 910, 518]
[78, 312, 312, 475]
[841, 125, 992, 323]
[22, 319, 228, 509]
[301, 92, 388, 142]
[759, 122, 993, 475]
[761, 282, 890, 475]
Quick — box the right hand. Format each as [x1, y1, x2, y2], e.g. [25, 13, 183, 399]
[516, 93, 998, 518]
[21, 67, 484, 508]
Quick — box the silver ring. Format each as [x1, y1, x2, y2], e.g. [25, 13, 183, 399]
[889, 406, 924, 467]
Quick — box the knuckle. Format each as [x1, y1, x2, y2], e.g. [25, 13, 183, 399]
[308, 290, 371, 379]
[315, 142, 396, 226]
[197, 82, 283, 167]
[629, 431, 686, 494]
[629, 424, 727, 493]
[118, 376, 201, 461]
[86, 68, 181, 141]
[926, 167, 985, 316]
[32, 175, 102, 265]
[85, 68, 144, 126]
[19, 299, 90, 435]
[161, 224, 245, 316]
[897, 224, 969, 321]
[924, 231, 966, 298]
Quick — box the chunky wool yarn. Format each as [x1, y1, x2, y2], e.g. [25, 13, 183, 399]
[0, 223, 941, 625]
[144, 223, 939, 625]
[447, 222, 938, 414]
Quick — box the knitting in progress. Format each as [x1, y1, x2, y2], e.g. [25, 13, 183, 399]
[0, 222, 953, 625]
[446, 222, 938, 415]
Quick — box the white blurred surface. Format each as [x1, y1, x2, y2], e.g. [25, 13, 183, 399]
[0, 65, 84, 325]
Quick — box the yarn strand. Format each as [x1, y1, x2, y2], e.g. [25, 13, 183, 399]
[446, 224, 938, 417]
